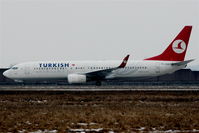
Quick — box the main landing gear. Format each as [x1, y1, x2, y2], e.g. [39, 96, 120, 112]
[96, 81, 102, 86]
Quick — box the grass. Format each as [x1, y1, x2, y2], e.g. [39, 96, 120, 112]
[0, 91, 199, 132]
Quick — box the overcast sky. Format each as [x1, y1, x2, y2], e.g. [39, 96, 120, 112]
[0, 0, 199, 69]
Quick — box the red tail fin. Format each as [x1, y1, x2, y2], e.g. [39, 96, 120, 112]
[145, 26, 192, 61]
[118, 55, 130, 68]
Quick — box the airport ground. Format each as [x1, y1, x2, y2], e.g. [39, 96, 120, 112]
[0, 86, 199, 132]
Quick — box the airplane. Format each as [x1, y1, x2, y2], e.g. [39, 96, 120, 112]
[3, 26, 193, 85]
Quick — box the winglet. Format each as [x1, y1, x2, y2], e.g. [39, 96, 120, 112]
[118, 55, 130, 68]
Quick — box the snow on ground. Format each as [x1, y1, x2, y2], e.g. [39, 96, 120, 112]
[137, 127, 199, 133]
[18, 129, 57, 133]
[17, 127, 199, 133]
[76, 122, 97, 126]
[69, 128, 103, 132]
[29, 100, 48, 104]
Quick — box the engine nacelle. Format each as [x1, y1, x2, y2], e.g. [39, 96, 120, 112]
[67, 74, 87, 84]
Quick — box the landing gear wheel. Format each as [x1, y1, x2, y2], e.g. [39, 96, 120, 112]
[96, 81, 102, 86]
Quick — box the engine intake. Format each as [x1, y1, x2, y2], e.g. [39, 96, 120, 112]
[68, 74, 87, 84]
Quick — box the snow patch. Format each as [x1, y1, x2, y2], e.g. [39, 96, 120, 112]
[28, 130, 57, 133]
[138, 127, 146, 131]
[29, 100, 48, 104]
[25, 121, 32, 125]
[77, 122, 97, 126]
[18, 129, 26, 133]
[69, 128, 103, 132]
[148, 129, 199, 133]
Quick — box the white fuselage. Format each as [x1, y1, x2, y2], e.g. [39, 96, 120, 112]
[3, 60, 185, 81]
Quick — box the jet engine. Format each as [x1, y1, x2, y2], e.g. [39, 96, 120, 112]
[67, 74, 87, 84]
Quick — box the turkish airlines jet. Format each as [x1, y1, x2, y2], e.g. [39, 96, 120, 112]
[3, 26, 193, 85]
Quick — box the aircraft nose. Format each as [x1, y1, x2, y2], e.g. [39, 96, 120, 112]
[3, 70, 11, 78]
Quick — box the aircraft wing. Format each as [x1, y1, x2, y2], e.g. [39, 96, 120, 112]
[86, 55, 130, 80]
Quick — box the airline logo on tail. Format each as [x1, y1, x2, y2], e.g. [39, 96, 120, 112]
[172, 40, 186, 54]
[145, 26, 192, 61]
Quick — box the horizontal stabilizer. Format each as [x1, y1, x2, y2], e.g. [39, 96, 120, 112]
[171, 59, 194, 66]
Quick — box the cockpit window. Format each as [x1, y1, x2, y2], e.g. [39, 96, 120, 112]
[12, 67, 18, 70]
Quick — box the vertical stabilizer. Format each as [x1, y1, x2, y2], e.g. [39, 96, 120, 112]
[145, 26, 192, 61]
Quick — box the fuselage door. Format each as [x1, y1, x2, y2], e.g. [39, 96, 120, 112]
[24, 65, 31, 76]
[155, 62, 161, 74]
